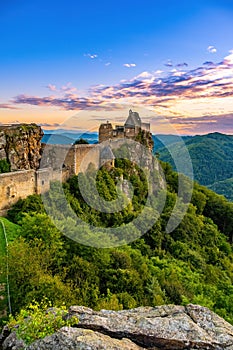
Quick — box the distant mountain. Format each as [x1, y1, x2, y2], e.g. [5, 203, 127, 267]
[208, 177, 233, 201]
[152, 134, 192, 151]
[42, 130, 98, 145]
[155, 132, 233, 201]
[42, 134, 74, 145]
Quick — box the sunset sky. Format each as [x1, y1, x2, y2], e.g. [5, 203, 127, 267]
[1, 0, 233, 134]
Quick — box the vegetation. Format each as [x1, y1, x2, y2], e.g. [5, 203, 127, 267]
[0, 218, 20, 324]
[0, 159, 11, 173]
[8, 299, 78, 345]
[1, 159, 233, 336]
[74, 138, 89, 145]
[208, 177, 233, 202]
[156, 132, 233, 201]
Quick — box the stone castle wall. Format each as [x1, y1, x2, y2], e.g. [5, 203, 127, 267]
[0, 170, 37, 216]
[0, 144, 97, 216]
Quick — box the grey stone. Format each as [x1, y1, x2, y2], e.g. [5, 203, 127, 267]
[66, 304, 233, 349]
[2, 304, 233, 349]
[2, 331, 25, 350]
[27, 327, 144, 350]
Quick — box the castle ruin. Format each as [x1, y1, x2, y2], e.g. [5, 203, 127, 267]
[0, 110, 153, 215]
[99, 109, 153, 151]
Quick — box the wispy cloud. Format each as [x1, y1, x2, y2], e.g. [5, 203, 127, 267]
[61, 82, 77, 93]
[123, 63, 136, 68]
[164, 60, 173, 67]
[46, 84, 57, 92]
[6, 49, 233, 133]
[0, 103, 18, 109]
[176, 62, 188, 68]
[207, 45, 217, 53]
[170, 113, 233, 133]
[84, 53, 98, 59]
[38, 122, 61, 127]
[12, 94, 124, 111]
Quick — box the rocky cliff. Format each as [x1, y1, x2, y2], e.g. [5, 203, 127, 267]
[0, 124, 43, 171]
[1, 304, 233, 349]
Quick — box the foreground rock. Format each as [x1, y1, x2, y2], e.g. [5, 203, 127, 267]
[27, 327, 144, 350]
[1, 304, 233, 349]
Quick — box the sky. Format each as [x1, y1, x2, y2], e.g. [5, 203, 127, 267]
[1, 0, 233, 134]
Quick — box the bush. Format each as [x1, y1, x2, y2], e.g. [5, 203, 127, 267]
[0, 159, 10, 173]
[8, 299, 78, 345]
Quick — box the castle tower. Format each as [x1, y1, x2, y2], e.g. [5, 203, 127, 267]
[125, 109, 141, 128]
[99, 121, 113, 143]
[124, 109, 141, 137]
[100, 145, 115, 170]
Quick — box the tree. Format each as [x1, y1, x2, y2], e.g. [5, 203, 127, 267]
[74, 138, 89, 145]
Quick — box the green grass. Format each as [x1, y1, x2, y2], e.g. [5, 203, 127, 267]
[0, 218, 21, 322]
[0, 218, 20, 257]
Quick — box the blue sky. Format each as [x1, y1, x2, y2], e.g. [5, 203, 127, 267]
[1, 0, 233, 134]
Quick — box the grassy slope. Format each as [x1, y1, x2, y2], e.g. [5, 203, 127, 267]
[0, 218, 20, 317]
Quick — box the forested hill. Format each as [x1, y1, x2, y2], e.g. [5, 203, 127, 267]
[155, 132, 233, 201]
[1, 159, 233, 333]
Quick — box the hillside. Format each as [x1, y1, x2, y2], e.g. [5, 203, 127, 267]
[156, 132, 233, 201]
[0, 160, 232, 330]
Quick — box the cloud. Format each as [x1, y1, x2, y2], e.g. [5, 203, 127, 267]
[170, 113, 233, 133]
[133, 71, 154, 81]
[12, 94, 124, 111]
[7, 49, 233, 134]
[12, 51, 233, 111]
[105, 62, 111, 66]
[123, 63, 136, 68]
[46, 84, 57, 92]
[61, 82, 77, 93]
[164, 60, 173, 67]
[155, 70, 163, 74]
[207, 46, 217, 53]
[85, 53, 98, 59]
[38, 122, 61, 128]
[0, 103, 18, 109]
[223, 50, 233, 65]
[203, 61, 215, 67]
[176, 62, 188, 68]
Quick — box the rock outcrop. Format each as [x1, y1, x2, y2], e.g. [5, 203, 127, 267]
[0, 124, 43, 171]
[1, 304, 233, 349]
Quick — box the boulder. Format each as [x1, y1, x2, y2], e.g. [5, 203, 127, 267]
[1, 304, 233, 349]
[66, 304, 233, 349]
[27, 327, 144, 350]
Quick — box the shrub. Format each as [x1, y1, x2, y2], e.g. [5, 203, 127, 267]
[8, 299, 78, 345]
[0, 159, 10, 173]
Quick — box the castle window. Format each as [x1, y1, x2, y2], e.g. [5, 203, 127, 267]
[42, 180, 45, 185]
